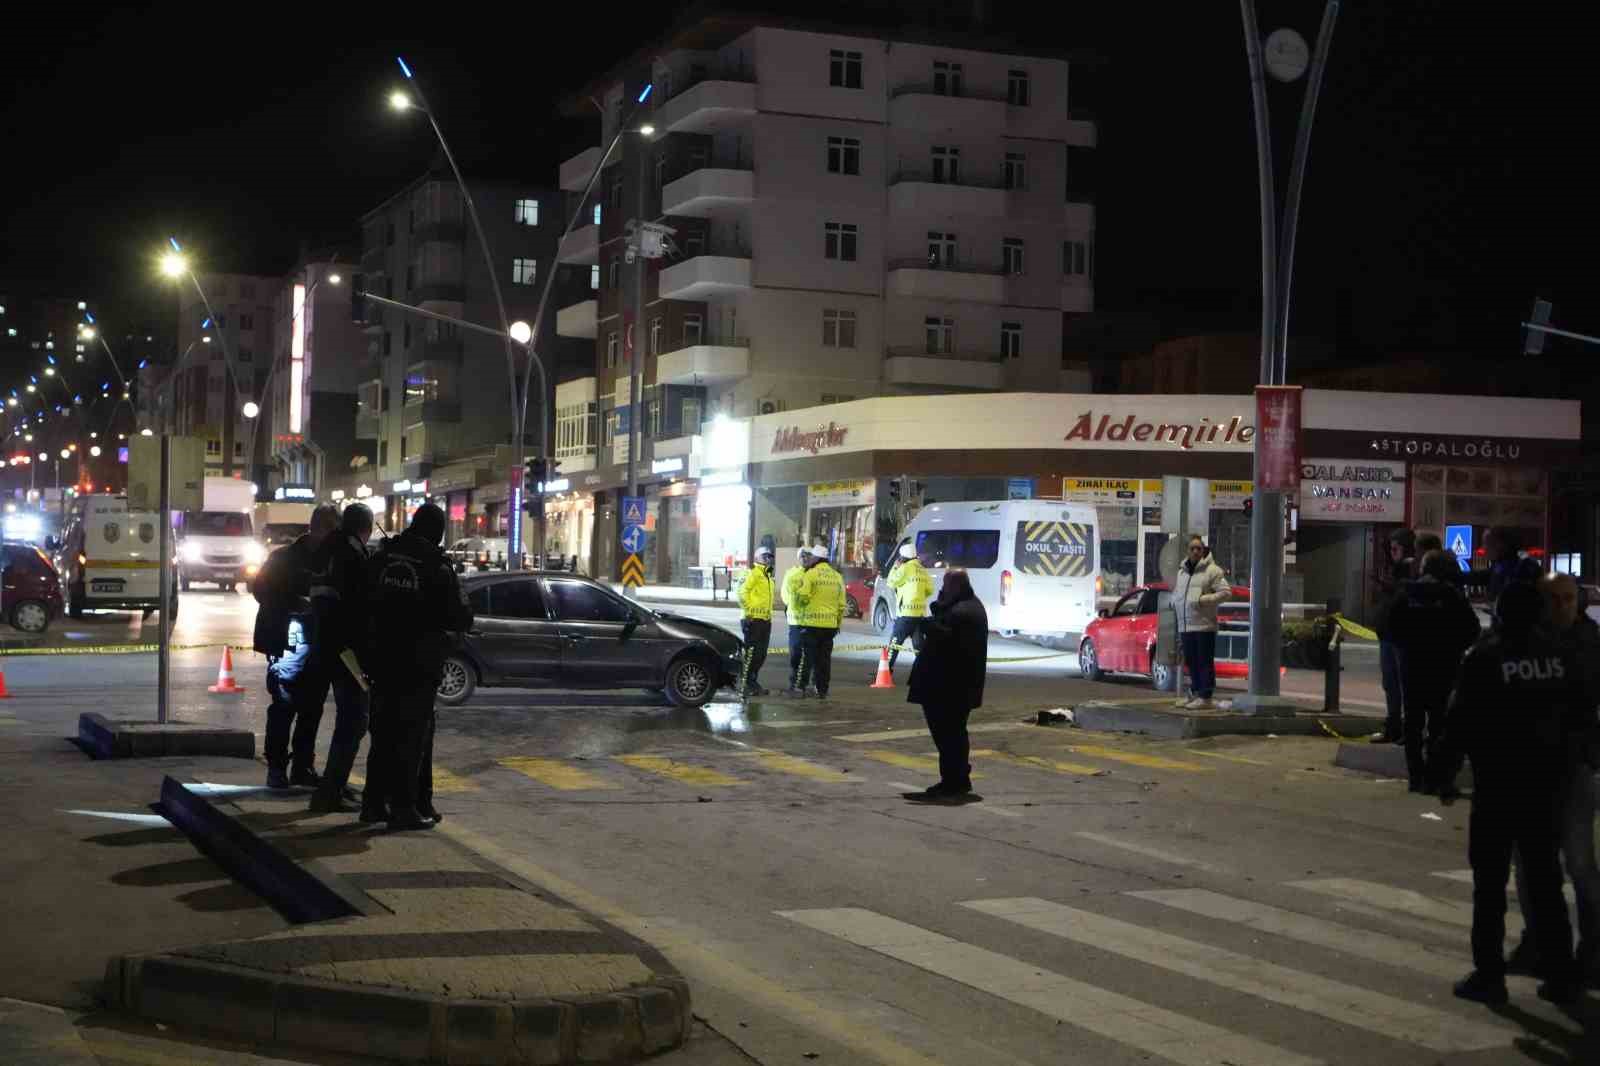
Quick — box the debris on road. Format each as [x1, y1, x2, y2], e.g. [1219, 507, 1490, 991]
[1036, 707, 1075, 726]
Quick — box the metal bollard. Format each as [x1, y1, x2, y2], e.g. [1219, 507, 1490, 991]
[1323, 596, 1342, 713]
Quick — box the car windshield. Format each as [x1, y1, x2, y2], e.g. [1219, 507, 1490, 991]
[264, 523, 306, 545]
[187, 512, 252, 536]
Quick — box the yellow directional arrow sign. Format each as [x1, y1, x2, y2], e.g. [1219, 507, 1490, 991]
[621, 553, 646, 588]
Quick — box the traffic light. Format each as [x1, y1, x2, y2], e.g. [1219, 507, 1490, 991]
[544, 458, 562, 489]
[522, 456, 545, 497]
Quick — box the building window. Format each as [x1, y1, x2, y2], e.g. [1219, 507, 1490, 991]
[382, 331, 392, 356]
[927, 231, 957, 269]
[682, 314, 703, 347]
[592, 203, 603, 227]
[234, 440, 244, 457]
[238, 313, 253, 330]
[206, 438, 222, 457]
[826, 136, 861, 176]
[1002, 238, 1025, 276]
[933, 60, 963, 97]
[824, 221, 858, 262]
[608, 256, 621, 289]
[1003, 152, 1027, 190]
[606, 331, 619, 369]
[1001, 321, 1022, 359]
[513, 257, 537, 285]
[1064, 239, 1093, 276]
[822, 309, 857, 349]
[379, 440, 389, 466]
[401, 434, 408, 459]
[514, 198, 540, 225]
[238, 347, 253, 363]
[931, 145, 961, 184]
[649, 317, 662, 356]
[924, 316, 954, 354]
[608, 177, 623, 210]
[1008, 69, 1030, 107]
[829, 48, 862, 89]
[75, 343, 85, 353]
[654, 153, 668, 189]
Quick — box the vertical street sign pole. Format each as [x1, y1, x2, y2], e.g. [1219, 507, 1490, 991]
[157, 434, 171, 724]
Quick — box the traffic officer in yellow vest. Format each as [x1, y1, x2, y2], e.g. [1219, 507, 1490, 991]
[794, 544, 846, 700]
[782, 546, 815, 696]
[737, 545, 776, 695]
[883, 542, 934, 680]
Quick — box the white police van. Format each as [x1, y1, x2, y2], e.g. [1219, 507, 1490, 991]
[56, 494, 172, 618]
[871, 500, 1100, 639]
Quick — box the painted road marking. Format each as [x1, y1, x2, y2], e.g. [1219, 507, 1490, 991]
[1133, 888, 1467, 980]
[1285, 878, 1518, 933]
[834, 722, 1030, 743]
[963, 898, 1509, 1053]
[1060, 743, 1209, 773]
[971, 749, 1108, 777]
[429, 766, 479, 793]
[744, 750, 860, 783]
[1430, 869, 1575, 903]
[1186, 748, 1270, 766]
[1072, 832, 1233, 876]
[860, 750, 985, 779]
[499, 757, 619, 791]
[777, 907, 1320, 1066]
[1432, 869, 1473, 885]
[616, 754, 747, 788]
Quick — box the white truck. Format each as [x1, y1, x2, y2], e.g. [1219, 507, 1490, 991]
[255, 501, 315, 548]
[178, 477, 264, 592]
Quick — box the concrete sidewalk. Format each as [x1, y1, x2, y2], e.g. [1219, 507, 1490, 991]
[108, 769, 690, 1064]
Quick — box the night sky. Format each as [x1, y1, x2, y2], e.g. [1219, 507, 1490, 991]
[2, 1, 1594, 368]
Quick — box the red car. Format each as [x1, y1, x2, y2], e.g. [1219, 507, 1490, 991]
[1078, 582, 1251, 689]
[840, 567, 875, 620]
[2, 540, 65, 633]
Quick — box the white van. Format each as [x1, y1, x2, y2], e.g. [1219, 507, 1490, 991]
[56, 495, 170, 618]
[870, 500, 1100, 639]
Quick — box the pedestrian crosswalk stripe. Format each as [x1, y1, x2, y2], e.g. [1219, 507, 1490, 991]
[859, 750, 987, 779]
[1432, 869, 1474, 885]
[962, 897, 1510, 1053]
[1073, 832, 1233, 876]
[777, 907, 1321, 1066]
[616, 754, 747, 787]
[499, 757, 619, 791]
[430, 767, 478, 794]
[1287, 878, 1523, 934]
[972, 749, 1108, 777]
[833, 722, 1030, 743]
[1060, 743, 1210, 773]
[742, 750, 860, 782]
[1430, 868, 1576, 903]
[1133, 888, 1468, 980]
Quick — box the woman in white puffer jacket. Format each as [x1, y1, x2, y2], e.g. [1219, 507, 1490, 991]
[1170, 534, 1233, 708]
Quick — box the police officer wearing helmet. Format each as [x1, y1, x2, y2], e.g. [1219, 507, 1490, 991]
[1432, 581, 1589, 1006]
[362, 502, 472, 830]
[883, 542, 934, 680]
[794, 544, 845, 700]
[737, 545, 776, 695]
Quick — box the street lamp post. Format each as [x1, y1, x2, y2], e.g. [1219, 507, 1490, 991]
[162, 240, 255, 480]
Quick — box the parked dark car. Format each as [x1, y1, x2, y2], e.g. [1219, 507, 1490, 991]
[439, 572, 745, 708]
[2, 540, 65, 633]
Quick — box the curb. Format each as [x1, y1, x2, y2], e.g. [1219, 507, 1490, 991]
[1070, 701, 1379, 740]
[104, 953, 692, 1065]
[77, 714, 256, 759]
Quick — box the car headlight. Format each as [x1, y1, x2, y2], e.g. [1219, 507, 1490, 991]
[244, 541, 267, 565]
[179, 541, 204, 563]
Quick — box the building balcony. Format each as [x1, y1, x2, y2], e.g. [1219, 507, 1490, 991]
[654, 71, 757, 134]
[414, 282, 465, 305]
[660, 164, 754, 218]
[556, 451, 596, 475]
[884, 347, 1007, 391]
[403, 399, 462, 423]
[557, 298, 598, 339]
[888, 86, 1007, 132]
[888, 170, 1008, 218]
[558, 223, 600, 266]
[887, 259, 1007, 303]
[560, 145, 608, 192]
[355, 411, 381, 440]
[656, 339, 750, 386]
[1061, 276, 1094, 313]
[414, 219, 466, 245]
[555, 375, 597, 406]
[1062, 112, 1098, 147]
[657, 252, 752, 301]
[1065, 200, 1096, 230]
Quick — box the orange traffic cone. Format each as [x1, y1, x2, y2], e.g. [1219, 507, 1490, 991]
[870, 648, 895, 689]
[0, 664, 11, 699]
[208, 646, 244, 695]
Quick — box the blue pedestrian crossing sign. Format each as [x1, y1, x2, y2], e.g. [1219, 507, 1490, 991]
[620, 525, 645, 553]
[621, 496, 646, 527]
[1445, 524, 1473, 570]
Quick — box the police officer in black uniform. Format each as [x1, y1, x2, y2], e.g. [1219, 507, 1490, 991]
[307, 503, 375, 813]
[1433, 581, 1588, 1006]
[362, 502, 471, 831]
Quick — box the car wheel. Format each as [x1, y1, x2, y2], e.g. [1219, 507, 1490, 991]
[1079, 638, 1104, 681]
[10, 600, 49, 634]
[436, 655, 476, 706]
[68, 583, 85, 619]
[872, 599, 891, 635]
[1151, 654, 1174, 692]
[665, 655, 716, 708]
[845, 595, 862, 620]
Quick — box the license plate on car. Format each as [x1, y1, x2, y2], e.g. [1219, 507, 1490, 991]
[92, 579, 125, 593]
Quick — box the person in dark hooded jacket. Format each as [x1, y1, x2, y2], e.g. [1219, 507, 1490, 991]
[905, 569, 988, 802]
[1372, 528, 1417, 744]
[1388, 549, 1482, 790]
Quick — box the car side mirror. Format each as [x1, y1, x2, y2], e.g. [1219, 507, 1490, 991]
[1097, 608, 1110, 618]
[621, 616, 640, 639]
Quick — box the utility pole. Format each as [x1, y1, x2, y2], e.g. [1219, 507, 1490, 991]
[624, 100, 648, 593]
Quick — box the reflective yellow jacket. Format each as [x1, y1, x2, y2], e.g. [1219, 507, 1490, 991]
[795, 562, 845, 630]
[738, 564, 774, 621]
[888, 558, 934, 617]
[782, 563, 807, 615]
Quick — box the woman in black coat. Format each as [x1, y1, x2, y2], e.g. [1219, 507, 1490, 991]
[906, 569, 988, 801]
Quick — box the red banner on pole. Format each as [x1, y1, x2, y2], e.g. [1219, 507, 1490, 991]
[1255, 385, 1303, 492]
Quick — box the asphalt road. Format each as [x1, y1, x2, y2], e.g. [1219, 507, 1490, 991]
[11, 592, 1585, 1066]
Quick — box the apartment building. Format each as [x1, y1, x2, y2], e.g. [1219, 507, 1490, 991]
[171, 273, 278, 483]
[345, 171, 589, 541]
[548, 16, 1096, 581]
